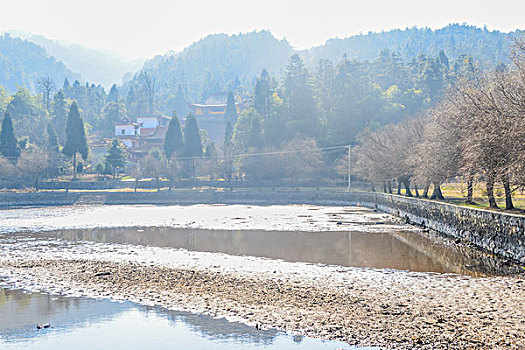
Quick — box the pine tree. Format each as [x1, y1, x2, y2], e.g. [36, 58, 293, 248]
[46, 123, 60, 153]
[283, 54, 319, 138]
[223, 91, 238, 125]
[107, 84, 119, 103]
[52, 90, 69, 142]
[105, 138, 127, 180]
[0, 112, 20, 163]
[223, 121, 233, 182]
[182, 113, 203, 178]
[163, 113, 184, 160]
[254, 69, 272, 120]
[182, 114, 203, 158]
[62, 101, 89, 179]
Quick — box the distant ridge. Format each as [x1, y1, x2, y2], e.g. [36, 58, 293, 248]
[126, 24, 522, 106]
[7, 31, 144, 88]
[0, 33, 80, 92]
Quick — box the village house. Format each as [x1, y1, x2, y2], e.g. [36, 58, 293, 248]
[112, 115, 172, 161]
[189, 93, 247, 142]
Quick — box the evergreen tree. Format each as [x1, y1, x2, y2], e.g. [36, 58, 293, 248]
[165, 85, 189, 116]
[63, 78, 71, 95]
[283, 54, 320, 138]
[107, 84, 119, 103]
[46, 123, 60, 153]
[223, 121, 233, 182]
[62, 101, 88, 179]
[52, 89, 69, 142]
[163, 113, 184, 160]
[254, 69, 272, 122]
[182, 114, 203, 157]
[182, 113, 203, 178]
[105, 138, 127, 180]
[223, 91, 238, 125]
[0, 112, 20, 162]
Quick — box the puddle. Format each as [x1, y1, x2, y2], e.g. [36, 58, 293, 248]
[0, 288, 373, 349]
[38, 227, 520, 276]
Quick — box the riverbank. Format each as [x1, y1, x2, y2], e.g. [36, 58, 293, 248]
[0, 204, 524, 349]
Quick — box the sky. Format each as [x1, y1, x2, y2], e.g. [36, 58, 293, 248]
[0, 0, 524, 59]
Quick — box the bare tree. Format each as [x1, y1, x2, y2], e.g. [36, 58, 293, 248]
[36, 77, 56, 113]
[17, 148, 49, 191]
[139, 71, 156, 115]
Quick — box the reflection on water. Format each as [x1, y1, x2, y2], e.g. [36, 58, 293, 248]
[43, 227, 519, 276]
[0, 288, 368, 350]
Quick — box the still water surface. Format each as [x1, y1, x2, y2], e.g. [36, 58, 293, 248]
[0, 288, 372, 350]
[43, 226, 514, 276]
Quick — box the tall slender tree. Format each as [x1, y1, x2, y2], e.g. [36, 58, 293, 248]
[163, 113, 184, 160]
[52, 90, 69, 142]
[62, 101, 88, 180]
[223, 91, 238, 125]
[0, 112, 20, 163]
[182, 113, 203, 178]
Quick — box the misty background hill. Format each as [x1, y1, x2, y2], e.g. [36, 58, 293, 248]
[0, 33, 80, 92]
[7, 31, 144, 88]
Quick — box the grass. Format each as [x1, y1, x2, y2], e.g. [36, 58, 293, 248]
[397, 181, 525, 214]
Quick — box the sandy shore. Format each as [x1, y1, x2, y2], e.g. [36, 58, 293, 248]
[1, 205, 524, 349]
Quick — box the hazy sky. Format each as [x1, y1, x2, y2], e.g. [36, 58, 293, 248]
[0, 0, 523, 59]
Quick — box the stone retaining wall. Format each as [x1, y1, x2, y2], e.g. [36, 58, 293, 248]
[349, 192, 525, 264]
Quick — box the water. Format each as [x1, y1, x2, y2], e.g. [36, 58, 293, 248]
[40, 226, 517, 276]
[0, 288, 369, 350]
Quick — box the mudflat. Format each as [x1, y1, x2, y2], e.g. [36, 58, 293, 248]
[0, 205, 524, 349]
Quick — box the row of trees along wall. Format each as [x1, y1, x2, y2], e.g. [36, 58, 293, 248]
[353, 39, 525, 210]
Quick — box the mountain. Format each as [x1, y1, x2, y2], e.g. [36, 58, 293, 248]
[127, 30, 293, 103]
[303, 24, 523, 68]
[127, 24, 522, 113]
[9, 31, 144, 88]
[0, 33, 80, 93]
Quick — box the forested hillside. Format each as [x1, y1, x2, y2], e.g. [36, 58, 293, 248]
[304, 24, 521, 68]
[0, 34, 80, 92]
[126, 30, 294, 105]
[126, 24, 520, 113]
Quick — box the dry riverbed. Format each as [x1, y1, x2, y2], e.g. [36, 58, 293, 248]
[0, 205, 524, 349]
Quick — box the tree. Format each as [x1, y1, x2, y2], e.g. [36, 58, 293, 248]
[105, 139, 127, 180]
[165, 85, 189, 116]
[128, 163, 144, 191]
[0, 112, 20, 162]
[163, 113, 184, 160]
[95, 163, 104, 180]
[62, 101, 88, 180]
[141, 148, 164, 191]
[138, 71, 156, 114]
[283, 54, 320, 138]
[52, 90, 69, 142]
[107, 84, 119, 103]
[254, 69, 272, 121]
[222, 121, 234, 183]
[36, 77, 56, 113]
[46, 122, 62, 185]
[223, 91, 238, 125]
[46, 123, 60, 153]
[0, 155, 16, 181]
[17, 148, 48, 191]
[182, 113, 203, 178]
